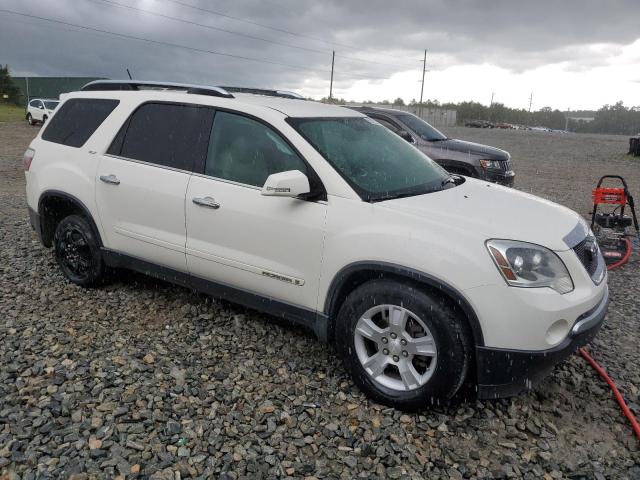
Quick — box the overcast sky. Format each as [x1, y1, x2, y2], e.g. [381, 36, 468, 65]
[1, 0, 640, 110]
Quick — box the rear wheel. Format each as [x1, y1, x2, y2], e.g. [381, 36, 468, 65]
[335, 279, 471, 411]
[42, 115, 48, 124]
[53, 215, 105, 287]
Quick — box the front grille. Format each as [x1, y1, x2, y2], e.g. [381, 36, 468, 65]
[573, 237, 599, 277]
[500, 159, 513, 172]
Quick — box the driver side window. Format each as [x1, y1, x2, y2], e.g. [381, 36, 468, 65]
[205, 112, 307, 187]
[371, 116, 401, 135]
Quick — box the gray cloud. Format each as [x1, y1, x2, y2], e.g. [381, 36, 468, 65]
[1, 0, 639, 97]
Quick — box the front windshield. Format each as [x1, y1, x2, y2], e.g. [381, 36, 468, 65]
[397, 113, 447, 141]
[44, 101, 59, 110]
[290, 117, 450, 201]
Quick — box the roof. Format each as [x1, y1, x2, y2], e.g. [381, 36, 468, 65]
[349, 105, 409, 115]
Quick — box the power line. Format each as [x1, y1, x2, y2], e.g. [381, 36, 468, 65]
[159, 0, 357, 50]
[158, 0, 416, 64]
[87, 0, 415, 70]
[0, 9, 335, 76]
[87, 0, 327, 55]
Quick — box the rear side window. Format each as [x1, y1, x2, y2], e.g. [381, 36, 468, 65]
[41, 98, 119, 148]
[109, 103, 213, 171]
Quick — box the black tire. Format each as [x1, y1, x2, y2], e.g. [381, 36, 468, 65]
[53, 215, 105, 287]
[335, 279, 471, 411]
[27, 113, 35, 126]
[42, 115, 48, 125]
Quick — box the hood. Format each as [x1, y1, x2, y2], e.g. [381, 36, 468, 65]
[421, 138, 509, 160]
[379, 178, 585, 251]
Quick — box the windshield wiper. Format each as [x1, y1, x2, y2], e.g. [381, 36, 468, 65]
[441, 175, 463, 187]
[441, 176, 456, 186]
[428, 137, 448, 142]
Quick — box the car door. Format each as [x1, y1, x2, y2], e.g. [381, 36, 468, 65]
[96, 102, 213, 272]
[185, 110, 327, 310]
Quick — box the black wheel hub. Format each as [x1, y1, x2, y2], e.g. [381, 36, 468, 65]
[57, 227, 91, 279]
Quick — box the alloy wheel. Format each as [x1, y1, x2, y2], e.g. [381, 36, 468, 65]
[353, 304, 438, 391]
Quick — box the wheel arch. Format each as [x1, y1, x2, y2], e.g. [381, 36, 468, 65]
[38, 190, 103, 248]
[323, 261, 484, 347]
[439, 159, 479, 177]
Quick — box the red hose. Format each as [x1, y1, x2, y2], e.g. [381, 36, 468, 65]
[579, 347, 640, 440]
[606, 238, 632, 270]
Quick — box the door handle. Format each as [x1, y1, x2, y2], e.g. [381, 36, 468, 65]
[192, 196, 220, 209]
[99, 174, 120, 185]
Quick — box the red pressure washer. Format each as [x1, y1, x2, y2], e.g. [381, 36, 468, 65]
[580, 175, 640, 441]
[590, 175, 639, 269]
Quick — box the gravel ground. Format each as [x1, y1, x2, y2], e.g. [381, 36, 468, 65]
[1, 122, 639, 479]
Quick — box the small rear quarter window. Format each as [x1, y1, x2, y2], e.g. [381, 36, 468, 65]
[41, 98, 119, 148]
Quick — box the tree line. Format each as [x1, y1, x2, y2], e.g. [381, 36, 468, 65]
[2, 63, 638, 136]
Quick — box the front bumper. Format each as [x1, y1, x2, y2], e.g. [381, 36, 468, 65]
[475, 285, 609, 399]
[485, 169, 515, 187]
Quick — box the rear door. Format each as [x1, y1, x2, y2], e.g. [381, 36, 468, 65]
[95, 102, 213, 271]
[185, 110, 327, 310]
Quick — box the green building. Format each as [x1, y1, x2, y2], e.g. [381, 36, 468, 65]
[10, 77, 106, 106]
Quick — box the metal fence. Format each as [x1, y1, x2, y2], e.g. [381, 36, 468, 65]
[11, 77, 105, 106]
[345, 103, 457, 127]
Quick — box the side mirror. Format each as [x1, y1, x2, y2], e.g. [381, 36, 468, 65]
[38, 105, 44, 109]
[398, 130, 414, 143]
[261, 170, 310, 198]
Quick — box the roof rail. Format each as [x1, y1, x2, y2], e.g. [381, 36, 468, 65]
[80, 80, 234, 99]
[220, 87, 304, 100]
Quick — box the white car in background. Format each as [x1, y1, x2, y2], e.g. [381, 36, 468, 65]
[26, 98, 59, 126]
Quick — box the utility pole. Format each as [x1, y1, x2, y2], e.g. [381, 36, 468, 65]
[489, 92, 494, 121]
[329, 50, 335, 102]
[565, 107, 570, 131]
[528, 92, 533, 127]
[419, 49, 427, 117]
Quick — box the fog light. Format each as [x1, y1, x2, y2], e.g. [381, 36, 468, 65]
[545, 319, 569, 345]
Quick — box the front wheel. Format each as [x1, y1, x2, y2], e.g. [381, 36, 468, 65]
[27, 113, 35, 126]
[335, 279, 471, 411]
[53, 215, 105, 287]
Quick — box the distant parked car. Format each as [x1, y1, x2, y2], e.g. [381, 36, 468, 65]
[26, 99, 59, 126]
[351, 106, 515, 186]
[465, 120, 494, 128]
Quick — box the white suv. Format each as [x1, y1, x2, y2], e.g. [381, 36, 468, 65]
[26, 98, 59, 125]
[24, 81, 609, 410]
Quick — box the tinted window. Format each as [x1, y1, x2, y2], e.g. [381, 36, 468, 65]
[29, 100, 39, 107]
[371, 116, 401, 134]
[291, 117, 449, 201]
[112, 103, 213, 171]
[206, 112, 307, 187]
[397, 114, 447, 141]
[42, 98, 119, 148]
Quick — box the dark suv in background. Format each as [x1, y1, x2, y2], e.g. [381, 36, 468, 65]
[350, 106, 515, 186]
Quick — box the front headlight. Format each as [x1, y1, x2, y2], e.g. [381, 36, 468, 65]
[479, 159, 502, 169]
[486, 239, 574, 294]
